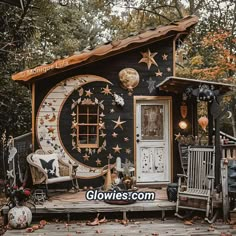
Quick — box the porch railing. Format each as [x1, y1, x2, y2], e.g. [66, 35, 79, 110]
[221, 144, 236, 159]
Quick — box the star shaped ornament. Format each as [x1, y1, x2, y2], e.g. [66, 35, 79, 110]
[124, 137, 129, 142]
[147, 78, 156, 93]
[112, 132, 118, 138]
[100, 131, 106, 138]
[113, 144, 122, 153]
[96, 158, 102, 166]
[126, 148, 131, 154]
[174, 133, 182, 140]
[101, 85, 112, 95]
[99, 122, 105, 130]
[139, 49, 158, 70]
[162, 54, 168, 60]
[107, 153, 113, 159]
[85, 89, 93, 97]
[112, 116, 126, 130]
[83, 153, 90, 161]
[155, 69, 163, 77]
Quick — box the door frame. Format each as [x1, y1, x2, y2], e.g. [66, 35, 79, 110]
[133, 96, 173, 184]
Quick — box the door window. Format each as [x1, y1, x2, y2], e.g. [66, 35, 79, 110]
[141, 105, 164, 140]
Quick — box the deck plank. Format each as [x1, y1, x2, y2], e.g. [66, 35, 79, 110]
[3, 219, 235, 236]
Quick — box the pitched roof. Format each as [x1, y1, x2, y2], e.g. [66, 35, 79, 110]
[12, 15, 198, 82]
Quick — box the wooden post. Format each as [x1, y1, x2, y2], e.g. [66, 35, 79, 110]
[208, 102, 213, 145]
[221, 159, 229, 222]
[215, 117, 221, 186]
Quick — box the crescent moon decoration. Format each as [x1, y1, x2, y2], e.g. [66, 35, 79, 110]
[36, 75, 113, 178]
[227, 111, 232, 119]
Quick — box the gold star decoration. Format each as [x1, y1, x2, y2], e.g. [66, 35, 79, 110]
[113, 144, 122, 153]
[71, 112, 76, 116]
[101, 85, 112, 95]
[112, 116, 126, 130]
[124, 137, 129, 142]
[110, 108, 115, 113]
[71, 121, 78, 129]
[162, 54, 168, 60]
[47, 127, 55, 134]
[99, 122, 105, 130]
[83, 153, 90, 161]
[155, 69, 163, 77]
[126, 148, 131, 154]
[44, 114, 50, 120]
[167, 67, 171, 72]
[174, 133, 181, 140]
[70, 132, 76, 137]
[96, 158, 102, 166]
[112, 132, 118, 138]
[139, 49, 158, 70]
[107, 153, 113, 159]
[85, 89, 93, 97]
[100, 131, 106, 138]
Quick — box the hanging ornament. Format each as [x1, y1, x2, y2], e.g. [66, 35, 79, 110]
[180, 102, 188, 119]
[198, 116, 209, 132]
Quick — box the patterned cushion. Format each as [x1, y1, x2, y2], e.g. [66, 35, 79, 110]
[32, 153, 60, 178]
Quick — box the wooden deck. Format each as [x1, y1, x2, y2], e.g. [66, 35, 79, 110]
[1, 189, 176, 223]
[3, 219, 236, 236]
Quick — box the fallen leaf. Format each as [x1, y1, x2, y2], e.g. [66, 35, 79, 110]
[25, 227, 34, 233]
[96, 229, 102, 234]
[184, 220, 193, 225]
[152, 233, 159, 236]
[40, 220, 47, 226]
[76, 231, 81, 234]
[208, 227, 215, 231]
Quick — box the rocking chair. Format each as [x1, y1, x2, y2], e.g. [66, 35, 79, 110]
[175, 146, 216, 223]
[27, 149, 75, 195]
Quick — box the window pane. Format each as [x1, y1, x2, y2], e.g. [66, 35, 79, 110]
[89, 135, 97, 144]
[78, 135, 87, 144]
[89, 106, 97, 114]
[89, 126, 97, 134]
[89, 115, 97, 123]
[79, 106, 87, 113]
[79, 115, 87, 123]
[79, 126, 87, 134]
[141, 105, 164, 140]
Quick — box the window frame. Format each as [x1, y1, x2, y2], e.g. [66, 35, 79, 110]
[76, 104, 99, 148]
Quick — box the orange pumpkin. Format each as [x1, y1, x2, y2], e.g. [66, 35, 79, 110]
[198, 116, 208, 132]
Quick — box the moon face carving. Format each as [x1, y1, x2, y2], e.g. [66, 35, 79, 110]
[36, 75, 112, 178]
[119, 68, 140, 90]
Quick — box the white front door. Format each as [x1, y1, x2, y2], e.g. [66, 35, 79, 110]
[135, 98, 171, 184]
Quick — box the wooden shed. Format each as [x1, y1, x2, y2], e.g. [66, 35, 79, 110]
[12, 15, 235, 188]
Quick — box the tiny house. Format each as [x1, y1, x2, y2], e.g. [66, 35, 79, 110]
[13, 15, 232, 188]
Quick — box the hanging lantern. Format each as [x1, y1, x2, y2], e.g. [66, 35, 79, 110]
[180, 102, 188, 119]
[198, 116, 209, 132]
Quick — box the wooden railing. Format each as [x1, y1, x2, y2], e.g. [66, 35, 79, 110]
[221, 144, 236, 159]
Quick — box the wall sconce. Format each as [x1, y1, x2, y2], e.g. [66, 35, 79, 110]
[179, 120, 188, 130]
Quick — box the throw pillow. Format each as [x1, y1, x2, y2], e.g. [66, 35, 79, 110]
[32, 153, 60, 178]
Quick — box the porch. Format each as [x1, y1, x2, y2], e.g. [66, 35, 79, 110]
[1, 188, 176, 223]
